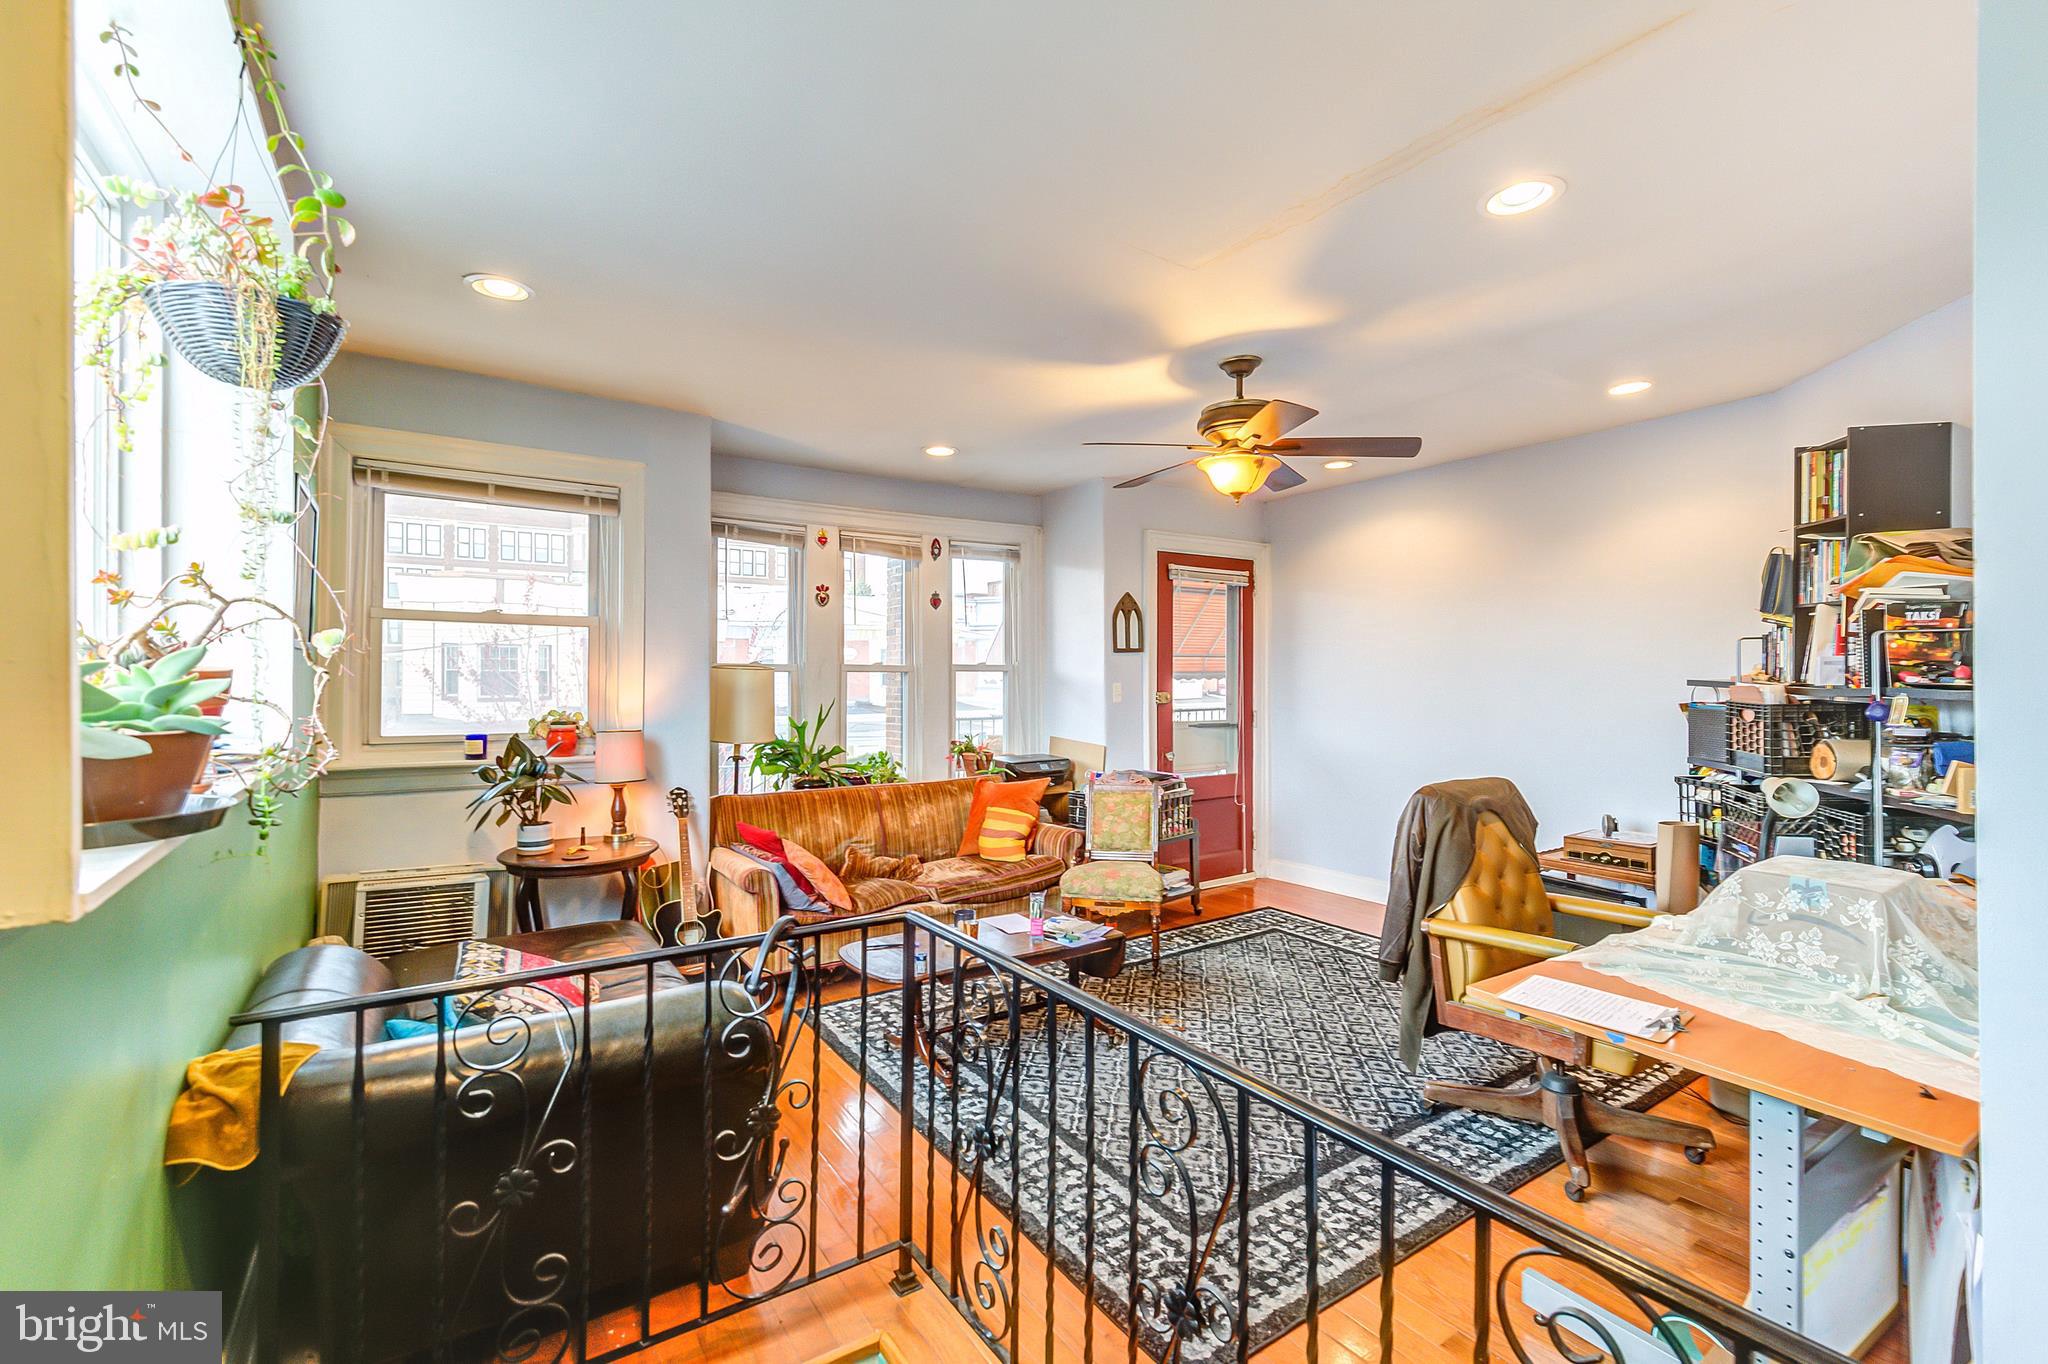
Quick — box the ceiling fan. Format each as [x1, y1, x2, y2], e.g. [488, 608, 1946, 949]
[1086, 354, 1421, 501]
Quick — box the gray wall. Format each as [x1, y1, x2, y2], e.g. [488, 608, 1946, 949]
[1975, 1, 2044, 1351]
[713, 452, 1043, 525]
[1259, 298, 1971, 897]
[318, 353, 715, 882]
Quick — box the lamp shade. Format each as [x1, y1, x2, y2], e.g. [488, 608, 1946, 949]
[594, 729, 647, 784]
[710, 664, 777, 744]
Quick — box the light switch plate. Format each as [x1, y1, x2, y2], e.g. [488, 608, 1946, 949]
[1111, 682, 1123, 703]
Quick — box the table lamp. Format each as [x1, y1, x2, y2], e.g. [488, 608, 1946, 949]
[594, 729, 647, 845]
[710, 664, 776, 792]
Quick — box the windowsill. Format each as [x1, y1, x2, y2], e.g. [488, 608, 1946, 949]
[325, 747, 596, 797]
[76, 837, 189, 913]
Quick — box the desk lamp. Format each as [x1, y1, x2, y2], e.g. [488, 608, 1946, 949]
[595, 729, 646, 845]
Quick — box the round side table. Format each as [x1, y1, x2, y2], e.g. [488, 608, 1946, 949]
[497, 836, 661, 933]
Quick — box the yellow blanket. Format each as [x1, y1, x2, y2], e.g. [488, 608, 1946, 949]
[163, 1041, 319, 1177]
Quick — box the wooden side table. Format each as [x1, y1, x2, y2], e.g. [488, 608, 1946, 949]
[497, 836, 661, 933]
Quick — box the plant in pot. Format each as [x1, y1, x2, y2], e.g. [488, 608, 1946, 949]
[467, 736, 582, 853]
[80, 646, 230, 822]
[949, 734, 1002, 776]
[749, 703, 855, 790]
[69, 14, 357, 844]
[846, 750, 906, 784]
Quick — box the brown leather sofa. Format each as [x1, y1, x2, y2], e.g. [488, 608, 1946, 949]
[708, 777, 1084, 961]
[224, 920, 778, 1362]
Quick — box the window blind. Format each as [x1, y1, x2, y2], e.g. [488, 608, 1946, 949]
[840, 532, 923, 561]
[951, 541, 1022, 563]
[1168, 563, 1252, 587]
[352, 458, 620, 515]
[713, 519, 806, 549]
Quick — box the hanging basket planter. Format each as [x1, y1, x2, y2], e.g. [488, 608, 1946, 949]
[144, 280, 348, 390]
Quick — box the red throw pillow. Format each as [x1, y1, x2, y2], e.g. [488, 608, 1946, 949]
[957, 777, 1050, 856]
[736, 820, 818, 899]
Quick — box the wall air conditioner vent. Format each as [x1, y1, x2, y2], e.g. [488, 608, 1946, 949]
[318, 865, 494, 958]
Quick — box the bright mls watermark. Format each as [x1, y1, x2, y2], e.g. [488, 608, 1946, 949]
[0, 1293, 218, 1361]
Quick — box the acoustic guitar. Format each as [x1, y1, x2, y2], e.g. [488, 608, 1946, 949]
[644, 787, 721, 948]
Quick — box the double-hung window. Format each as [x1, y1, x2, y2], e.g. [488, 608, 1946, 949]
[713, 520, 803, 790]
[840, 533, 921, 764]
[950, 542, 1017, 751]
[352, 460, 618, 745]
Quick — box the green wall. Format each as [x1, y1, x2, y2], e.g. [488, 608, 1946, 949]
[0, 793, 317, 1290]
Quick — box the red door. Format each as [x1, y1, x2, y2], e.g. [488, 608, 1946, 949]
[1154, 552, 1254, 881]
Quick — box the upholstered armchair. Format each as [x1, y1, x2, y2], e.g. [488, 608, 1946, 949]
[1059, 775, 1166, 969]
[1420, 812, 1714, 1201]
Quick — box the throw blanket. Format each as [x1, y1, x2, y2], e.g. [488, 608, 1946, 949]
[163, 1042, 319, 1179]
[1382, 778, 1539, 1069]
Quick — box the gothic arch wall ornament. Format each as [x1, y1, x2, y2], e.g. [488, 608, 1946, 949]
[1112, 592, 1144, 653]
[930, 537, 943, 561]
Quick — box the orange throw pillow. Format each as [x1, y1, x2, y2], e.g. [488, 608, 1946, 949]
[957, 777, 1050, 856]
[782, 838, 852, 911]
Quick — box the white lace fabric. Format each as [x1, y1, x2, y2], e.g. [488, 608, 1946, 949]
[1570, 857, 1980, 1099]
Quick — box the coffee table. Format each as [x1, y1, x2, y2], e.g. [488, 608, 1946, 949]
[836, 917, 1125, 1083]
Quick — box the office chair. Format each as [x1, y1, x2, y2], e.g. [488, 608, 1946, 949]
[1420, 812, 1715, 1200]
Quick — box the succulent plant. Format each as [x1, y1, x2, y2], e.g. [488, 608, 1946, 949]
[79, 644, 230, 760]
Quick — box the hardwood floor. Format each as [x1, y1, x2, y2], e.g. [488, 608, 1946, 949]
[596, 879, 1907, 1363]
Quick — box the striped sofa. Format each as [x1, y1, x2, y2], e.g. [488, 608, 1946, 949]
[707, 777, 1084, 964]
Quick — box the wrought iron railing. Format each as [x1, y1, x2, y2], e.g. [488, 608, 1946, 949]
[230, 910, 1854, 1364]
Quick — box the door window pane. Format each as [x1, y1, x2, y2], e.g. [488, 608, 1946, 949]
[383, 493, 591, 616]
[844, 671, 907, 761]
[379, 620, 590, 737]
[954, 671, 1007, 752]
[844, 550, 911, 666]
[1169, 580, 1241, 776]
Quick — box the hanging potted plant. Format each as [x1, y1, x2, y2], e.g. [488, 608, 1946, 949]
[80, 646, 230, 822]
[467, 735, 583, 853]
[71, 13, 356, 845]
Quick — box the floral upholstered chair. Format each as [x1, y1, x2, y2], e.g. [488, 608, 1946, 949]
[1059, 774, 1165, 970]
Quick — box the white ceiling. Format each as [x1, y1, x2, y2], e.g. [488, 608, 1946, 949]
[249, 0, 1972, 495]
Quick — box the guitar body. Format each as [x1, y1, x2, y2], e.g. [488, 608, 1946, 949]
[647, 787, 720, 948]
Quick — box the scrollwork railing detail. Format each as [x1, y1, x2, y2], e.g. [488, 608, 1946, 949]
[1131, 1053, 1239, 1363]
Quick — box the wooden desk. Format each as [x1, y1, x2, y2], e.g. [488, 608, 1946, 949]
[1470, 955, 1979, 1355]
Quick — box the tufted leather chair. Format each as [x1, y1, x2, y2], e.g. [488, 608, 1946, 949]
[1420, 813, 1714, 1200]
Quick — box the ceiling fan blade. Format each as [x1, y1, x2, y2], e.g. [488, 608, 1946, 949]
[1270, 436, 1422, 460]
[1083, 441, 1212, 449]
[1113, 460, 1197, 489]
[1261, 460, 1308, 493]
[1233, 399, 1319, 447]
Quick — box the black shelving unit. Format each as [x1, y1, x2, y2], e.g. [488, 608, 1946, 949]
[1790, 422, 1953, 684]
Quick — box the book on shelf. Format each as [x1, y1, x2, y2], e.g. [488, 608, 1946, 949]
[1797, 536, 1847, 607]
[1799, 444, 1846, 523]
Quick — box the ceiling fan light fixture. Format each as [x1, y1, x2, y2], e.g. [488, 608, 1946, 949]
[1197, 453, 1281, 503]
[1482, 176, 1565, 217]
[464, 272, 532, 302]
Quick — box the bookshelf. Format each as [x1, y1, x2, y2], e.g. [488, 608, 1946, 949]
[1790, 422, 1953, 684]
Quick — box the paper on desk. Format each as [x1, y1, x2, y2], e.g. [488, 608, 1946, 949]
[980, 913, 1035, 934]
[1495, 976, 1683, 1042]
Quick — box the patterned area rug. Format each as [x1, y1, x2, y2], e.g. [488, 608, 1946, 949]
[816, 908, 1689, 1360]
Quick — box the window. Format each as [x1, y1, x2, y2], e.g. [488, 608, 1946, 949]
[713, 520, 803, 792]
[353, 463, 619, 744]
[951, 544, 1017, 752]
[841, 534, 919, 765]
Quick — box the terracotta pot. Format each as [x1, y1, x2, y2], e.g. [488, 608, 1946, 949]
[82, 730, 214, 823]
[193, 668, 233, 718]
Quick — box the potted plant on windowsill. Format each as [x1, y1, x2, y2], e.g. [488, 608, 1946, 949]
[749, 703, 857, 790]
[467, 735, 582, 853]
[949, 734, 1000, 776]
[846, 750, 906, 785]
[80, 646, 230, 822]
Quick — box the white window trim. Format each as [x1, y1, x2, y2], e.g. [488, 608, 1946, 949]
[710, 492, 1043, 779]
[320, 424, 646, 783]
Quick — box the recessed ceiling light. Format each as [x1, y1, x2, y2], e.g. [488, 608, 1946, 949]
[923, 445, 956, 458]
[1607, 379, 1653, 397]
[1322, 459, 1355, 470]
[464, 273, 532, 302]
[1482, 176, 1565, 217]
